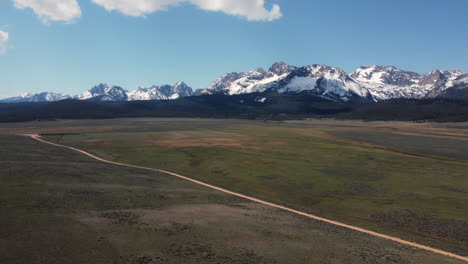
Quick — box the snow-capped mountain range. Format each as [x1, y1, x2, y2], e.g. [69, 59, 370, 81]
[0, 82, 194, 103]
[1, 62, 467, 103]
[0, 92, 70, 103]
[196, 62, 468, 101]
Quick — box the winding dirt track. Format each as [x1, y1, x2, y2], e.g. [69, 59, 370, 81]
[26, 134, 468, 262]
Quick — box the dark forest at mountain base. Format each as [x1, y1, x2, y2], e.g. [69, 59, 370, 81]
[1, 92, 468, 123]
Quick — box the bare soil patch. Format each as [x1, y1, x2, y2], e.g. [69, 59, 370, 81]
[153, 137, 243, 148]
[149, 131, 244, 148]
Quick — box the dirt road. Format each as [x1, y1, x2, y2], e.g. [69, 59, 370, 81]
[26, 134, 468, 262]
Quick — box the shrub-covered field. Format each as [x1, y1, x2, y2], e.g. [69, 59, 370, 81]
[1, 118, 467, 262]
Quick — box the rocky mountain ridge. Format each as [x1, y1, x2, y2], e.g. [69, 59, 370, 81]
[197, 62, 467, 101]
[2, 63, 467, 103]
[1, 82, 193, 103]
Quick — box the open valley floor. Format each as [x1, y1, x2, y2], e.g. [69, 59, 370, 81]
[1, 118, 467, 263]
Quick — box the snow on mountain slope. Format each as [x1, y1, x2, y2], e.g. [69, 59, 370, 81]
[128, 81, 193, 101]
[128, 86, 171, 100]
[350, 66, 424, 99]
[351, 66, 420, 86]
[423, 70, 464, 98]
[75, 82, 193, 101]
[350, 66, 466, 100]
[200, 62, 295, 95]
[278, 65, 369, 99]
[201, 62, 466, 101]
[1, 82, 194, 103]
[0, 92, 70, 103]
[201, 62, 369, 100]
[454, 73, 468, 85]
[2, 63, 467, 103]
[435, 73, 468, 99]
[75, 83, 128, 101]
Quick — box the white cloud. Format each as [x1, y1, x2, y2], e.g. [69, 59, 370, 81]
[91, 0, 282, 21]
[12, 0, 281, 24]
[90, 0, 184, 17]
[192, 0, 282, 21]
[0, 30, 9, 54]
[14, 0, 81, 24]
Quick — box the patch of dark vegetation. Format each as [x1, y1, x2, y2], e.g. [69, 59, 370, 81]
[342, 182, 378, 196]
[39, 133, 81, 136]
[329, 130, 468, 161]
[256, 174, 281, 180]
[225, 203, 252, 210]
[133, 256, 156, 264]
[140, 192, 168, 201]
[101, 211, 139, 225]
[340, 98, 468, 122]
[395, 192, 423, 199]
[301, 183, 315, 190]
[150, 222, 193, 236]
[68, 188, 102, 196]
[0, 92, 354, 123]
[210, 167, 228, 176]
[322, 182, 378, 197]
[160, 243, 276, 264]
[204, 194, 246, 204]
[31, 199, 60, 213]
[189, 158, 202, 167]
[371, 209, 468, 244]
[113, 255, 169, 264]
[429, 185, 468, 194]
[346, 247, 410, 264]
[317, 166, 385, 181]
[3, 92, 468, 123]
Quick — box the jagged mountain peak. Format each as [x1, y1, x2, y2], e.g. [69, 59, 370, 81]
[19, 92, 33, 98]
[427, 69, 462, 75]
[200, 63, 467, 101]
[76, 84, 128, 101]
[359, 65, 400, 71]
[2, 63, 467, 103]
[198, 62, 370, 99]
[201, 63, 298, 96]
[127, 82, 193, 101]
[306, 64, 350, 76]
[276, 64, 368, 99]
[70, 82, 193, 101]
[173, 81, 188, 88]
[268, 62, 296, 76]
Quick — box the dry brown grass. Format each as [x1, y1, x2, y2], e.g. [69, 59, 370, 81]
[147, 130, 258, 149]
[152, 137, 243, 148]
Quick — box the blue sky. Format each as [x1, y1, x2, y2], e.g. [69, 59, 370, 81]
[0, 0, 467, 98]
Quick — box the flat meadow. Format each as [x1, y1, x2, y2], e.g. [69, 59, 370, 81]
[0, 118, 467, 263]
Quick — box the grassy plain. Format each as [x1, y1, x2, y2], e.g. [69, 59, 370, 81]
[0, 118, 467, 262]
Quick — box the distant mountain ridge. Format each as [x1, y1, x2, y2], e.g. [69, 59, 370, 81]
[0, 92, 70, 103]
[0, 82, 194, 103]
[2, 62, 467, 103]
